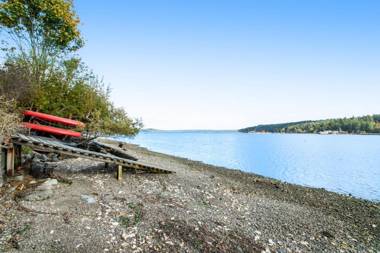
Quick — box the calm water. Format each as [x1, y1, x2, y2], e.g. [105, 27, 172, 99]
[117, 131, 380, 202]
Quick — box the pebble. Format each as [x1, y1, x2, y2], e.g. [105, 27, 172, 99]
[14, 175, 24, 181]
[122, 233, 135, 240]
[165, 241, 174, 246]
[37, 178, 58, 191]
[81, 194, 97, 204]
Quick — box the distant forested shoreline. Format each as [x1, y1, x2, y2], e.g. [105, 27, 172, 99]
[239, 115, 380, 134]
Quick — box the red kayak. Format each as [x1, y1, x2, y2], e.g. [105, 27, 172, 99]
[23, 110, 85, 128]
[22, 122, 82, 137]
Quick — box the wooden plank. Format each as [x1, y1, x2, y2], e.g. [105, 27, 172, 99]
[91, 140, 138, 161]
[11, 134, 173, 175]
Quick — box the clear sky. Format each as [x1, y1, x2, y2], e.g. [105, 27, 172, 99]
[74, 0, 380, 130]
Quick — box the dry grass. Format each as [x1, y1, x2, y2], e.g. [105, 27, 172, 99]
[0, 96, 21, 139]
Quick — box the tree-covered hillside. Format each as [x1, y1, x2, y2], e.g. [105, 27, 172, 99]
[239, 115, 380, 134]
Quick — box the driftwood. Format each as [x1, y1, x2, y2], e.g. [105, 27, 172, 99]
[89, 140, 138, 161]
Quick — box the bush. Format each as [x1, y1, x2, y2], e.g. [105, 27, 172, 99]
[0, 61, 34, 106]
[0, 96, 21, 138]
[0, 59, 142, 136]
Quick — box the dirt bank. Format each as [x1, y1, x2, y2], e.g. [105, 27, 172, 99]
[0, 142, 379, 252]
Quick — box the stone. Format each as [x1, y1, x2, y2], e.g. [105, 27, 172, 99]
[14, 174, 24, 181]
[37, 178, 58, 191]
[33, 152, 49, 162]
[321, 230, 334, 239]
[50, 154, 60, 162]
[24, 190, 53, 201]
[81, 194, 97, 204]
[31, 161, 54, 178]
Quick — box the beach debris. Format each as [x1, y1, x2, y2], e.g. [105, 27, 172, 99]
[89, 140, 138, 161]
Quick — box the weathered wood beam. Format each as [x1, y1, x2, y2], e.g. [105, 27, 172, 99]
[117, 165, 123, 181]
[6, 144, 14, 177]
[11, 134, 173, 176]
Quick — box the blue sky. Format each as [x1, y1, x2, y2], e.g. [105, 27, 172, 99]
[75, 0, 380, 130]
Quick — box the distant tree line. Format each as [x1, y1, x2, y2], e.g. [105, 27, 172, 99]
[0, 0, 141, 136]
[239, 115, 380, 134]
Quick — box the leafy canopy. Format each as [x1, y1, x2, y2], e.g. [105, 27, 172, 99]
[0, 0, 83, 55]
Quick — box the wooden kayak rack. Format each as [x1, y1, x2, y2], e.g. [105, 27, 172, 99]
[0, 110, 172, 182]
[1, 134, 172, 181]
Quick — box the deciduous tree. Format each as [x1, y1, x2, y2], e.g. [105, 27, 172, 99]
[0, 0, 83, 84]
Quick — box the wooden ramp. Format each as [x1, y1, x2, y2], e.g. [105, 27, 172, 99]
[11, 134, 172, 179]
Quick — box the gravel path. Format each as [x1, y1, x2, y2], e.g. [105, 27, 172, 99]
[0, 142, 378, 252]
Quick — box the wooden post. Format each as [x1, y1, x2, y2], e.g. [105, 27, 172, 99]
[0, 146, 4, 187]
[117, 165, 123, 181]
[14, 144, 22, 170]
[6, 144, 14, 177]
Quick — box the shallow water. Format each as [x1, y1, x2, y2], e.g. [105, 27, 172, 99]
[117, 131, 380, 201]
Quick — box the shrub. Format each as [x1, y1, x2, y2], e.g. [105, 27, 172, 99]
[0, 96, 21, 138]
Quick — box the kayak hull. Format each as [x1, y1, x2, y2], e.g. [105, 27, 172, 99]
[22, 122, 82, 138]
[23, 110, 85, 128]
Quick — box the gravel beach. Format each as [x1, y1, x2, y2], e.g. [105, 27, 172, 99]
[0, 141, 379, 252]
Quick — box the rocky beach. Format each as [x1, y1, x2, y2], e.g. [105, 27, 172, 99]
[0, 141, 379, 252]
